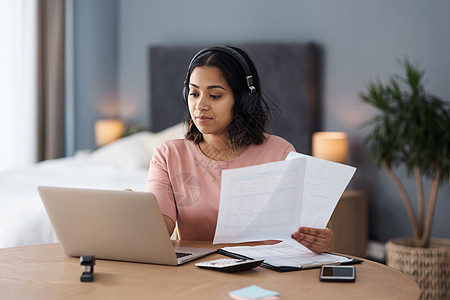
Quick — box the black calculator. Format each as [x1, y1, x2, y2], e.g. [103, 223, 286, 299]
[195, 258, 264, 273]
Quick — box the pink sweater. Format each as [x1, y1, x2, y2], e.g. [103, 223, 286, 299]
[146, 134, 295, 240]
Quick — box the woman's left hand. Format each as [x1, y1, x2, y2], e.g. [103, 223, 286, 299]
[291, 227, 333, 254]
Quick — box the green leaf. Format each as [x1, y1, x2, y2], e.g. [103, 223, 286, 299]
[360, 59, 450, 182]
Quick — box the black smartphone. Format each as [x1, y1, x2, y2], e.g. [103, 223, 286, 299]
[319, 265, 356, 282]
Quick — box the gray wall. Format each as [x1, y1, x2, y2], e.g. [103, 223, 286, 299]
[70, 0, 450, 243]
[69, 0, 118, 150]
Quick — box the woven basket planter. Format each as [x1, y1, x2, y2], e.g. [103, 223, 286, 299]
[385, 237, 450, 300]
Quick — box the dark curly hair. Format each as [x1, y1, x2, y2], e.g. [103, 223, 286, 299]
[184, 46, 270, 150]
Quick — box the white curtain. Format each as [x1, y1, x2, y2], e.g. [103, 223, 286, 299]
[0, 0, 38, 171]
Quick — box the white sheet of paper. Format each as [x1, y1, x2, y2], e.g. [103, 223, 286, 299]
[213, 152, 356, 245]
[285, 152, 356, 229]
[221, 241, 353, 267]
[213, 158, 306, 244]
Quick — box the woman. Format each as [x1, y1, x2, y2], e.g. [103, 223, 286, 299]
[147, 46, 332, 254]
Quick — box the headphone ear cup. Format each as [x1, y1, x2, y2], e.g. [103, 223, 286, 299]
[182, 85, 188, 105]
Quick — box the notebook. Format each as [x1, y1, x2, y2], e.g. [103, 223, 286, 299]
[37, 186, 215, 265]
[217, 242, 363, 272]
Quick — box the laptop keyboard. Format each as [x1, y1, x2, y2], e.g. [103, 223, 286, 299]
[175, 252, 192, 259]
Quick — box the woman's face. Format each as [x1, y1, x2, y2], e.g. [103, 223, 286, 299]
[188, 66, 235, 141]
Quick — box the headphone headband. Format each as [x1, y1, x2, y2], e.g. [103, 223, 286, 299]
[187, 46, 256, 95]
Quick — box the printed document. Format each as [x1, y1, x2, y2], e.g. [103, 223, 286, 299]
[213, 152, 356, 245]
[213, 158, 306, 244]
[285, 152, 356, 229]
[220, 241, 354, 268]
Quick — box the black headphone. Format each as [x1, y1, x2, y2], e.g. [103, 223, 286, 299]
[183, 46, 257, 105]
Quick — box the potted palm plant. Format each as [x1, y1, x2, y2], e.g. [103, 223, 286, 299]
[360, 59, 450, 299]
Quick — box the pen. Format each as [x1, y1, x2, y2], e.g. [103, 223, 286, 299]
[299, 260, 340, 269]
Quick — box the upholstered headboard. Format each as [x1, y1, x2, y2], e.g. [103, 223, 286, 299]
[148, 43, 321, 154]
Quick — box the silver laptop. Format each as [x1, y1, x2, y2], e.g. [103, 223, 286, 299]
[37, 186, 215, 265]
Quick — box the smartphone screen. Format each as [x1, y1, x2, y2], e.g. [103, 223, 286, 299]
[320, 265, 355, 282]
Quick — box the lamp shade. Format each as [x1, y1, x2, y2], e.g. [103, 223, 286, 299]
[95, 119, 125, 147]
[312, 132, 348, 164]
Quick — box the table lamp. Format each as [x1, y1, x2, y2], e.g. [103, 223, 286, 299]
[312, 132, 348, 164]
[95, 119, 125, 147]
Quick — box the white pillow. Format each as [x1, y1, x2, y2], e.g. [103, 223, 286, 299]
[145, 122, 186, 152]
[89, 123, 186, 169]
[89, 131, 154, 169]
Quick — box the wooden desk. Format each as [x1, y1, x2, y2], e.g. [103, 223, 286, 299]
[0, 241, 419, 299]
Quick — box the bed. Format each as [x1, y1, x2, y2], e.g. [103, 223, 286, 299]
[0, 42, 320, 248]
[0, 124, 185, 248]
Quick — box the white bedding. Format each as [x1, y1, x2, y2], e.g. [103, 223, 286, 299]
[0, 123, 185, 248]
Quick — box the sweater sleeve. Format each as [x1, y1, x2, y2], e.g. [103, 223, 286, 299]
[146, 143, 177, 222]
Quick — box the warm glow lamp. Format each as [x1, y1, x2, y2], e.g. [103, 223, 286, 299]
[95, 119, 125, 147]
[312, 132, 348, 164]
